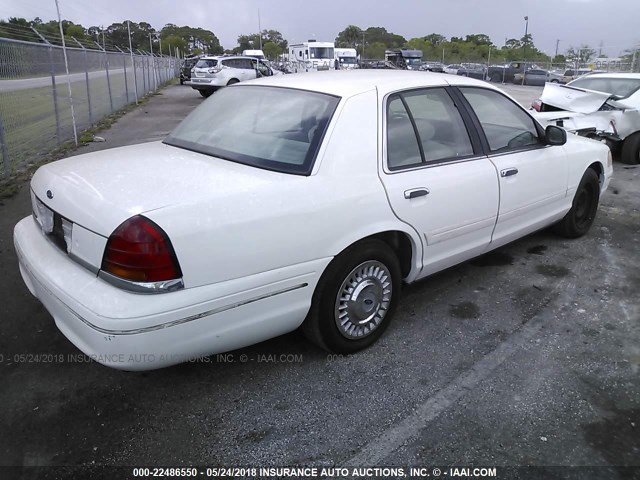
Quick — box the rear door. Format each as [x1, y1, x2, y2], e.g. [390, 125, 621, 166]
[456, 87, 568, 247]
[379, 87, 499, 278]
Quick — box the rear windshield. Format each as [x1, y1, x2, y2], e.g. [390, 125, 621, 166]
[164, 86, 339, 175]
[195, 59, 217, 68]
[569, 77, 640, 98]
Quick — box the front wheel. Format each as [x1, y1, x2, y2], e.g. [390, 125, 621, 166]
[302, 239, 401, 353]
[621, 132, 640, 165]
[199, 90, 212, 98]
[490, 73, 502, 83]
[553, 169, 600, 238]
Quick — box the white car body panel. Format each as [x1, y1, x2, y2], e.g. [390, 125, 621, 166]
[381, 158, 499, 278]
[488, 146, 568, 246]
[539, 83, 614, 114]
[14, 71, 613, 370]
[534, 75, 640, 141]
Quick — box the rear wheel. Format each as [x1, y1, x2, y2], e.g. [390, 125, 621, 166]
[226, 79, 239, 86]
[621, 132, 640, 165]
[490, 72, 502, 82]
[553, 169, 600, 238]
[302, 239, 401, 353]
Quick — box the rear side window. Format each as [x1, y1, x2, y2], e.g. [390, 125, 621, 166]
[387, 88, 474, 170]
[387, 97, 422, 169]
[460, 87, 541, 152]
[195, 59, 217, 68]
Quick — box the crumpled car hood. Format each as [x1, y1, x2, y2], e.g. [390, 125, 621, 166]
[540, 83, 635, 114]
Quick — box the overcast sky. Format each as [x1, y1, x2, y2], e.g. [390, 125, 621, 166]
[1, 0, 639, 57]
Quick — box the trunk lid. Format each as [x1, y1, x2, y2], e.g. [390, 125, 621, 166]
[540, 82, 615, 113]
[31, 141, 290, 237]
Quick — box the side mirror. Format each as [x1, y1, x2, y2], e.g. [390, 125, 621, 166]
[545, 125, 567, 146]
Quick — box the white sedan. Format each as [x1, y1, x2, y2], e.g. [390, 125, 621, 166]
[14, 71, 612, 370]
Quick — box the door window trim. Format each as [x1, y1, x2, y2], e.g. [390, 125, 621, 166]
[383, 86, 484, 174]
[452, 86, 549, 156]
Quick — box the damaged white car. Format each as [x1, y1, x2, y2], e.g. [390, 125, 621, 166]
[532, 73, 640, 164]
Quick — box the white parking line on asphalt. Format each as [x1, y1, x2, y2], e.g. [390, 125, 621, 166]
[346, 264, 583, 466]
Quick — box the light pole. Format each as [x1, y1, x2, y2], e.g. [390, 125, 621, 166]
[521, 16, 528, 85]
[258, 9, 262, 50]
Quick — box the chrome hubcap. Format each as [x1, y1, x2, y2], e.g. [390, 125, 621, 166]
[335, 261, 392, 339]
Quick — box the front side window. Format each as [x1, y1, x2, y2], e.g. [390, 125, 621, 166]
[387, 88, 474, 170]
[164, 86, 339, 175]
[238, 59, 254, 69]
[460, 88, 541, 152]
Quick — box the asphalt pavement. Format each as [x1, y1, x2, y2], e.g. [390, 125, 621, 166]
[0, 81, 637, 479]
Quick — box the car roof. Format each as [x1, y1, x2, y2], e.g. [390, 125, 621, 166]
[198, 55, 254, 61]
[247, 70, 499, 97]
[573, 72, 640, 80]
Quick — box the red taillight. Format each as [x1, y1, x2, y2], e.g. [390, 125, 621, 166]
[531, 99, 542, 112]
[101, 216, 182, 283]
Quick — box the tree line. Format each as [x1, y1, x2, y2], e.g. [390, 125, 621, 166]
[1, 16, 634, 66]
[334, 25, 621, 65]
[0, 17, 223, 55]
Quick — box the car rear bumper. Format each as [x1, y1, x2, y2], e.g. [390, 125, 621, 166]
[14, 217, 328, 370]
[185, 78, 225, 89]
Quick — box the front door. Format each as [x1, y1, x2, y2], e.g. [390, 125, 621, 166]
[457, 87, 568, 247]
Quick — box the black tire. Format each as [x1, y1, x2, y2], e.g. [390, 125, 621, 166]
[550, 79, 560, 83]
[553, 169, 600, 238]
[621, 132, 640, 165]
[199, 90, 213, 98]
[302, 239, 401, 353]
[490, 73, 502, 83]
[226, 79, 239, 86]
[180, 78, 184, 85]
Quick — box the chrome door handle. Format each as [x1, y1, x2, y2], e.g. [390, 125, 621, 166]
[501, 168, 519, 177]
[404, 188, 430, 199]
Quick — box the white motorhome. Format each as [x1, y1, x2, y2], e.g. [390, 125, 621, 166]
[288, 40, 335, 73]
[242, 49, 265, 60]
[335, 48, 359, 70]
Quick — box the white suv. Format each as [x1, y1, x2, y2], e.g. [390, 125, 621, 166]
[186, 55, 278, 97]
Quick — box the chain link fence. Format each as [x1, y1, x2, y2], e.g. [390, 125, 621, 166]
[0, 35, 180, 179]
